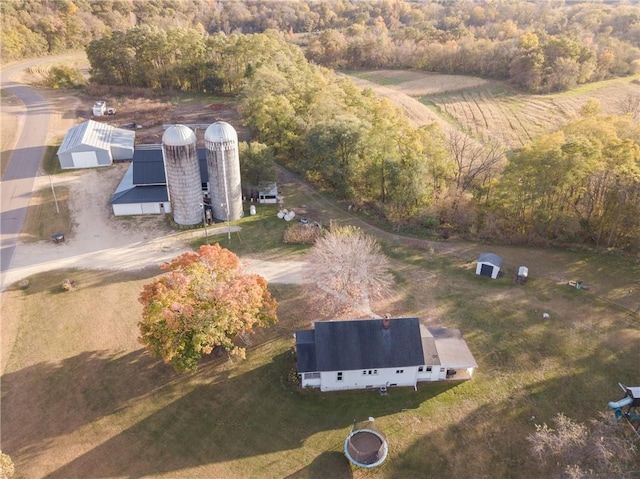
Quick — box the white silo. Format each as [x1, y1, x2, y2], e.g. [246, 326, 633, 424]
[204, 121, 243, 222]
[162, 125, 202, 226]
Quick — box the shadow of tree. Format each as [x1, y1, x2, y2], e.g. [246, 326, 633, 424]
[384, 338, 640, 478]
[1, 349, 180, 454]
[284, 451, 353, 479]
[27, 350, 458, 478]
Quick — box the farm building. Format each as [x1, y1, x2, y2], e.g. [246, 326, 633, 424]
[295, 317, 477, 392]
[476, 253, 503, 279]
[57, 120, 134, 169]
[110, 145, 209, 216]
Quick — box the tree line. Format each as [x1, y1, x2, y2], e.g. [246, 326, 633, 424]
[77, 26, 640, 252]
[3, 1, 639, 93]
[5, 4, 640, 251]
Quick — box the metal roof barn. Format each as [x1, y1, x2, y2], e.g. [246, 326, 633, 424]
[57, 120, 134, 169]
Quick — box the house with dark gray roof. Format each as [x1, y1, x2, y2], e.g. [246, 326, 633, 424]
[295, 317, 477, 392]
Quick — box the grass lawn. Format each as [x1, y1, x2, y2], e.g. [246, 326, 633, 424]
[2, 222, 639, 478]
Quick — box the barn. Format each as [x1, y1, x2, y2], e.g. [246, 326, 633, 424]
[110, 146, 208, 216]
[475, 253, 503, 279]
[57, 120, 134, 169]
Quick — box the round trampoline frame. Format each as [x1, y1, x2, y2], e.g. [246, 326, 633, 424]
[344, 428, 389, 468]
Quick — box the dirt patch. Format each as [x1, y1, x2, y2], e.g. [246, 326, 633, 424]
[75, 91, 245, 146]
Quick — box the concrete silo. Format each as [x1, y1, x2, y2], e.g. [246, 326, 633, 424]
[204, 121, 243, 222]
[162, 125, 203, 226]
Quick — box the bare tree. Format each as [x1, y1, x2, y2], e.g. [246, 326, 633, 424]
[446, 130, 505, 197]
[528, 412, 638, 479]
[304, 226, 393, 318]
[616, 92, 640, 121]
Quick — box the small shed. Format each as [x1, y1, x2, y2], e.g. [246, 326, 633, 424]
[93, 101, 106, 116]
[258, 183, 278, 204]
[57, 120, 135, 169]
[476, 253, 503, 279]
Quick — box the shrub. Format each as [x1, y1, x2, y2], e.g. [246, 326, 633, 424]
[283, 223, 322, 244]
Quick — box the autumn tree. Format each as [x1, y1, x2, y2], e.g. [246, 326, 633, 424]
[304, 226, 393, 318]
[138, 244, 278, 372]
[528, 412, 638, 478]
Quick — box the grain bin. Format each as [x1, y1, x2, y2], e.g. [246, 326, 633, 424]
[204, 121, 243, 222]
[162, 125, 202, 226]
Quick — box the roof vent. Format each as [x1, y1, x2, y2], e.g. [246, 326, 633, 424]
[382, 315, 391, 329]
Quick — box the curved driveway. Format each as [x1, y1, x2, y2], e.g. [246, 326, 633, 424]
[1, 58, 53, 274]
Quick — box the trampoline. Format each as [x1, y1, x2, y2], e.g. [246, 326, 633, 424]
[344, 418, 388, 468]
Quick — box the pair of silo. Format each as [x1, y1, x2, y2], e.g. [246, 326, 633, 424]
[162, 122, 242, 226]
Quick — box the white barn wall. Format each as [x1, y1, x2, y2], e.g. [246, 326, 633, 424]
[113, 202, 171, 217]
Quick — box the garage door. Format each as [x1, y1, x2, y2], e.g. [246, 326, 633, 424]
[480, 264, 494, 277]
[141, 203, 160, 214]
[71, 151, 99, 168]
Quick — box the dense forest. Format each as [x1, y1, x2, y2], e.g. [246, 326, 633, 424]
[2, 0, 639, 251]
[3, 0, 640, 92]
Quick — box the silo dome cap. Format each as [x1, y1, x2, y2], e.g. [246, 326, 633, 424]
[162, 125, 196, 146]
[205, 121, 237, 143]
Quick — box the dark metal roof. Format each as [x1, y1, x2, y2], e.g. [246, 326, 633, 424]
[477, 253, 503, 266]
[110, 185, 169, 204]
[131, 147, 209, 186]
[302, 317, 425, 372]
[295, 330, 317, 373]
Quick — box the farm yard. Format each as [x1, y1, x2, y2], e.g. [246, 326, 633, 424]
[2, 59, 640, 478]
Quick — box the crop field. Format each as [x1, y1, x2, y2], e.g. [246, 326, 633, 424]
[350, 70, 639, 149]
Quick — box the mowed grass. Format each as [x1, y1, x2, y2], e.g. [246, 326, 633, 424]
[2, 222, 639, 478]
[21, 183, 73, 243]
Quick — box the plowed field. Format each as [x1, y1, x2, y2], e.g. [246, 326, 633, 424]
[347, 70, 639, 148]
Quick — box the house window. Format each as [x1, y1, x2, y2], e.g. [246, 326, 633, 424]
[337, 372, 343, 381]
[440, 367, 445, 373]
[418, 366, 424, 372]
[362, 370, 367, 375]
[396, 369, 404, 374]
[303, 372, 320, 380]
[426, 367, 432, 372]
[374, 370, 378, 375]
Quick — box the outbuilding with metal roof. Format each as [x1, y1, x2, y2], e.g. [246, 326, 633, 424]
[57, 120, 134, 169]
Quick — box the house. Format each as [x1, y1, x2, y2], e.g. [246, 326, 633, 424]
[295, 317, 477, 392]
[475, 252, 503, 279]
[57, 120, 134, 169]
[110, 145, 209, 216]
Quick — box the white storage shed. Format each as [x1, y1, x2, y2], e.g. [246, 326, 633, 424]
[476, 253, 503, 279]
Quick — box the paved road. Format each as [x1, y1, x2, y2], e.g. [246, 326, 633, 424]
[0, 58, 53, 273]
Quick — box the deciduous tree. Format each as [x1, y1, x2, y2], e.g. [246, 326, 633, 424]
[528, 412, 638, 478]
[138, 244, 278, 372]
[304, 226, 393, 318]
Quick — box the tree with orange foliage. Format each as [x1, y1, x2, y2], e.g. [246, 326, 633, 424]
[138, 244, 278, 372]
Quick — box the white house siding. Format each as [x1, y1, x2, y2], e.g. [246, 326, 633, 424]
[416, 366, 441, 382]
[318, 367, 419, 392]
